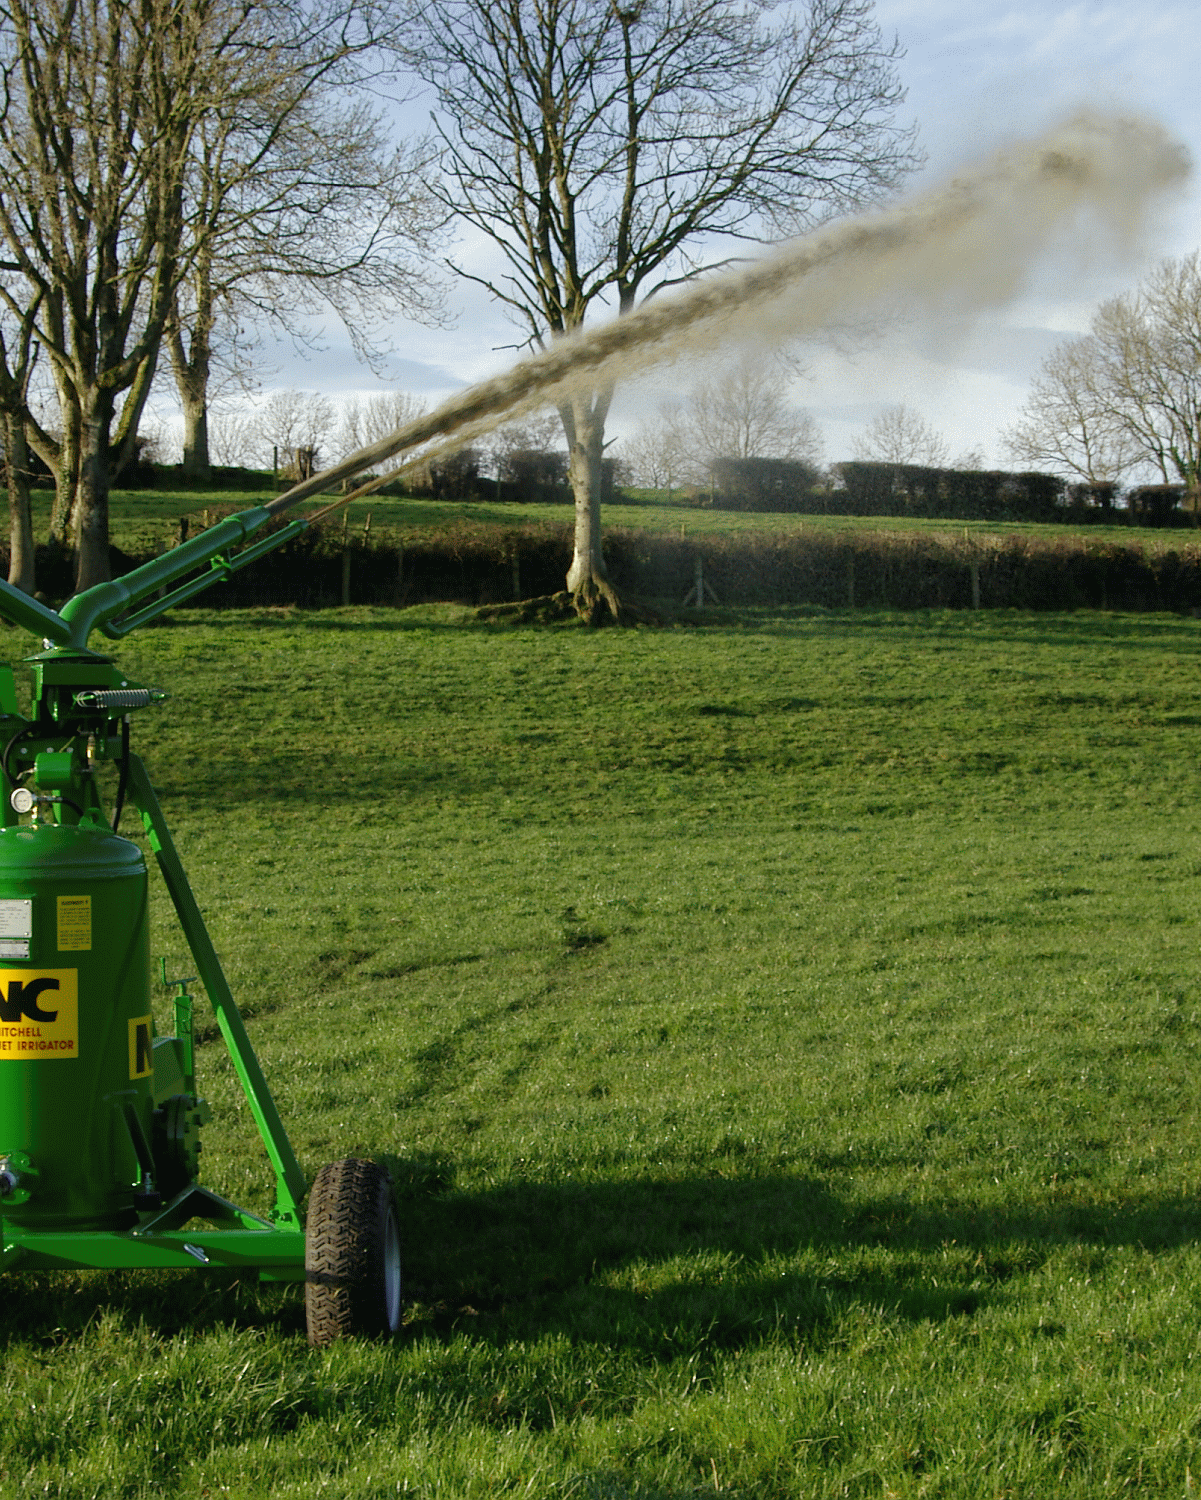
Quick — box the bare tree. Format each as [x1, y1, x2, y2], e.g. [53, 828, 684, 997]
[1003, 255, 1201, 497]
[130, 414, 178, 467]
[852, 404, 949, 465]
[681, 357, 824, 476]
[1093, 255, 1201, 496]
[0, 0, 434, 590]
[0, 0, 219, 587]
[0, 307, 41, 594]
[622, 410, 689, 497]
[485, 411, 563, 491]
[403, 0, 918, 618]
[623, 360, 822, 498]
[337, 392, 428, 463]
[257, 390, 336, 477]
[207, 408, 261, 468]
[1001, 338, 1141, 483]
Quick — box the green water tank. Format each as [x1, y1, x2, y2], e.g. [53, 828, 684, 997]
[0, 822, 151, 1229]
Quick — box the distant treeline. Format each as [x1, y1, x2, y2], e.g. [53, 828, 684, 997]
[13, 518, 1201, 615]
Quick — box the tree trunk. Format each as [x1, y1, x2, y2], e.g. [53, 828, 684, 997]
[561, 385, 620, 622]
[47, 382, 80, 549]
[170, 314, 213, 484]
[4, 413, 35, 595]
[180, 390, 211, 481]
[169, 268, 214, 484]
[72, 396, 114, 592]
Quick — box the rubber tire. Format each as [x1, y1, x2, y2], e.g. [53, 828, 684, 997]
[305, 1158, 401, 1347]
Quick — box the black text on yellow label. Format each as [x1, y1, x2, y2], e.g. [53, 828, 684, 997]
[0, 968, 78, 1059]
[57, 895, 92, 951]
[128, 1015, 153, 1080]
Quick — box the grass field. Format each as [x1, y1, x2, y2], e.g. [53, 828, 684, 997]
[83, 481, 1193, 561]
[3, 602, 1201, 1496]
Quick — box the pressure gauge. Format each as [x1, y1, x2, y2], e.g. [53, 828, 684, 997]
[10, 788, 35, 815]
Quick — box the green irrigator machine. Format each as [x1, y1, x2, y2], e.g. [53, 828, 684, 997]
[0, 489, 398, 1346]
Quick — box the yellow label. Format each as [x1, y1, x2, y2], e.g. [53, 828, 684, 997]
[128, 1014, 153, 1080]
[57, 895, 92, 952]
[0, 968, 78, 1059]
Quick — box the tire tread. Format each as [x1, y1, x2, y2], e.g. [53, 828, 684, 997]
[305, 1157, 397, 1346]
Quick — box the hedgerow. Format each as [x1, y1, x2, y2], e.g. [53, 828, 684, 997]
[14, 518, 1201, 613]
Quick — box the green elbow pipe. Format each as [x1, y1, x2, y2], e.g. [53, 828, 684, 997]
[59, 507, 274, 649]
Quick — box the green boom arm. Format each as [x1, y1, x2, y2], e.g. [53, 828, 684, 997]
[0, 473, 367, 648]
[0, 504, 315, 650]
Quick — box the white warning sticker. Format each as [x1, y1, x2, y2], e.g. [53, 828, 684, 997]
[0, 902, 32, 961]
[0, 900, 32, 938]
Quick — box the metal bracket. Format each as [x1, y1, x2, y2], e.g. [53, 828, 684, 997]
[127, 755, 307, 1225]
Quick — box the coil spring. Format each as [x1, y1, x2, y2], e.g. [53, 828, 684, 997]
[73, 689, 166, 710]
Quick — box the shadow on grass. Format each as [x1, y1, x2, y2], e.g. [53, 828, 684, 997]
[0, 1263, 307, 1348]
[383, 1160, 1201, 1351]
[3, 1160, 1197, 1353]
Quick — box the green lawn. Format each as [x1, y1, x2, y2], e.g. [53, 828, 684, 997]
[2, 603, 1201, 1496]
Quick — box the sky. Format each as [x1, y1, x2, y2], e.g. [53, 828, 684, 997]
[225, 0, 1201, 471]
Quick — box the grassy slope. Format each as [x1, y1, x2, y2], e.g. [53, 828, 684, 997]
[91, 482, 1194, 559]
[2, 604, 1201, 1496]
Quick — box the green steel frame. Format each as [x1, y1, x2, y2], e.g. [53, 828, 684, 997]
[0, 500, 342, 1278]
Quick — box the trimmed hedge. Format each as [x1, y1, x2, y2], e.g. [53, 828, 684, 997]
[12, 520, 1201, 614]
[128, 522, 1201, 614]
[710, 457, 824, 511]
[833, 463, 1067, 522]
[603, 527, 1201, 612]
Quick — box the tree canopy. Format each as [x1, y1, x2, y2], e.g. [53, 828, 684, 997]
[0, 0, 441, 588]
